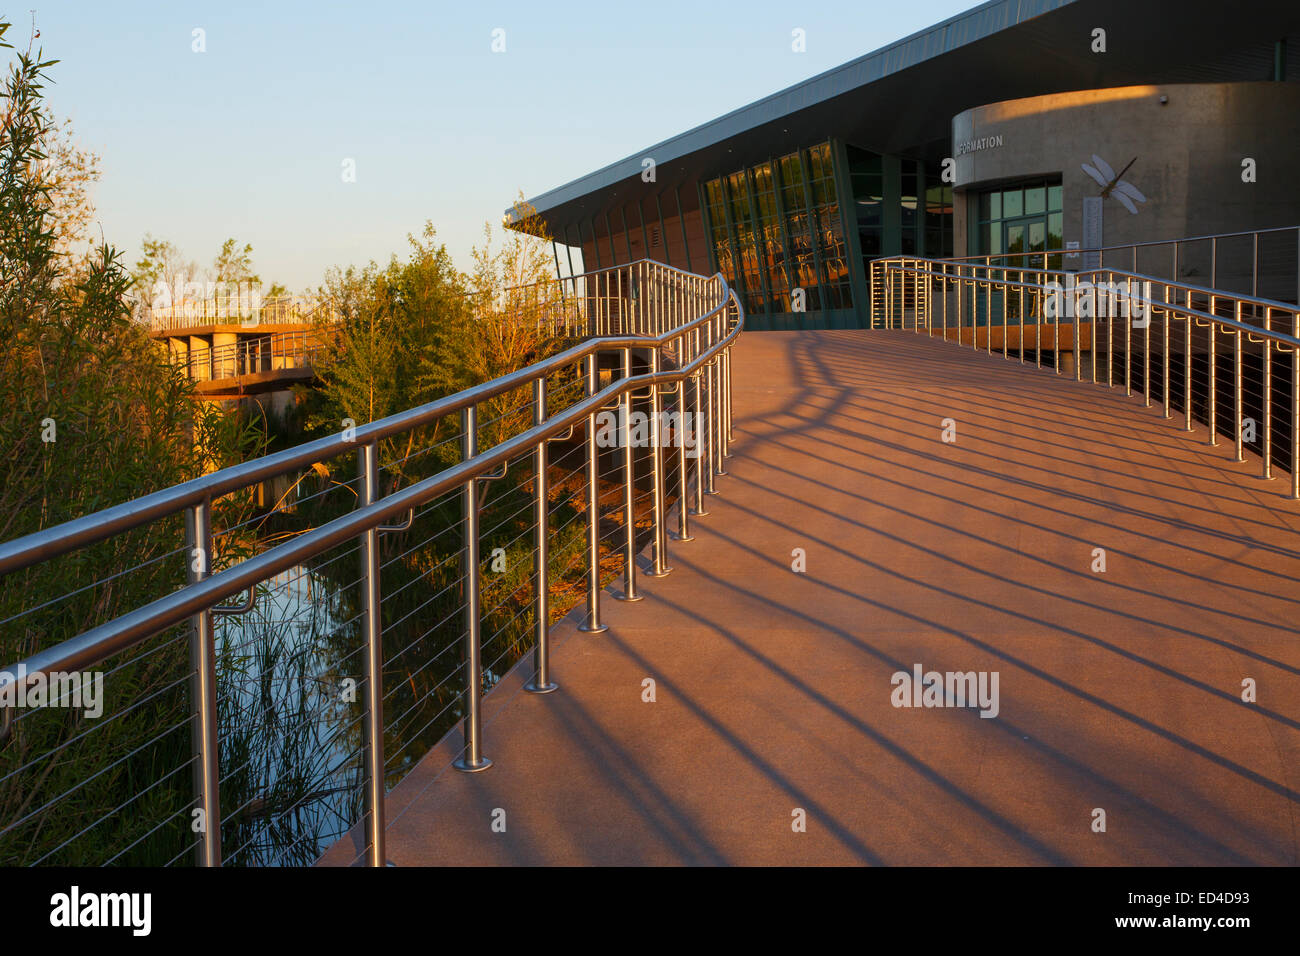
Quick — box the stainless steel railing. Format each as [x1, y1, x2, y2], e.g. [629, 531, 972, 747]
[146, 294, 338, 332]
[482, 259, 723, 338]
[0, 260, 740, 866]
[941, 225, 1300, 305]
[871, 255, 1300, 498]
[174, 329, 329, 383]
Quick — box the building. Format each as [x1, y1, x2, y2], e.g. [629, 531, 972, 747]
[508, 0, 1300, 330]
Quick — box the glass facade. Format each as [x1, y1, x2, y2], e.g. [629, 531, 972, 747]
[974, 180, 1063, 267]
[701, 142, 852, 325]
[702, 141, 953, 328]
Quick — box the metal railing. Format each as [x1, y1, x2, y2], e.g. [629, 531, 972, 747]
[0, 260, 740, 867]
[177, 329, 330, 383]
[478, 260, 724, 339]
[871, 255, 1300, 498]
[147, 294, 338, 333]
[943, 225, 1300, 305]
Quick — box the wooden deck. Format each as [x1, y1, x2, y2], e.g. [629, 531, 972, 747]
[319, 329, 1300, 866]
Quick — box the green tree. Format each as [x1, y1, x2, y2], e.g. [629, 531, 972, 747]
[306, 222, 471, 482]
[212, 237, 259, 287]
[0, 21, 263, 864]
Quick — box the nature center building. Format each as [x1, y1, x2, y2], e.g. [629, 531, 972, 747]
[508, 0, 1300, 330]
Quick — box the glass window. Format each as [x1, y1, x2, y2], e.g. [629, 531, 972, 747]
[1025, 187, 1046, 216]
[974, 179, 1063, 256]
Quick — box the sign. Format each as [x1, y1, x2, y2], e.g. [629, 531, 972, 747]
[955, 134, 1004, 155]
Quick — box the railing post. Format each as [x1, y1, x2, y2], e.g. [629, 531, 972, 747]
[1208, 303, 1219, 445]
[711, 312, 726, 480]
[1142, 278, 1151, 405]
[1123, 275, 1130, 392]
[675, 334, 695, 543]
[703, 327, 719, 497]
[1233, 302, 1244, 462]
[985, 274, 992, 355]
[1184, 292, 1194, 432]
[1090, 282, 1097, 383]
[691, 323, 710, 515]
[1036, 274, 1043, 369]
[1170, 283, 1180, 418]
[453, 410, 492, 771]
[941, 262, 948, 341]
[647, 347, 672, 577]
[1106, 279, 1115, 388]
[616, 347, 642, 602]
[525, 378, 558, 693]
[723, 339, 734, 450]
[184, 500, 222, 868]
[1262, 307, 1273, 480]
[1292, 307, 1300, 499]
[579, 353, 610, 633]
[357, 442, 391, 857]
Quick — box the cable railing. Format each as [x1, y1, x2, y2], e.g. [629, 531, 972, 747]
[481, 259, 723, 339]
[870, 254, 1300, 498]
[0, 260, 739, 867]
[938, 224, 1300, 305]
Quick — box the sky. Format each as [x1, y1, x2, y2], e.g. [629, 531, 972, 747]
[30, 0, 976, 293]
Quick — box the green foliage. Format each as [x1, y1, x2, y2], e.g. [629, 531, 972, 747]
[212, 237, 258, 286]
[0, 21, 265, 865]
[305, 222, 473, 482]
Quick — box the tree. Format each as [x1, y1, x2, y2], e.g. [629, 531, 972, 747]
[306, 221, 472, 483]
[212, 237, 259, 287]
[455, 198, 568, 447]
[0, 20, 263, 864]
[132, 234, 197, 312]
[35, 113, 100, 268]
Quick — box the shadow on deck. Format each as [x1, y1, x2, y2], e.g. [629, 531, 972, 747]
[318, 329, 1300, 866]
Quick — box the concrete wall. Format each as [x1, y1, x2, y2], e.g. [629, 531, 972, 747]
[951, 82, 1300, 261]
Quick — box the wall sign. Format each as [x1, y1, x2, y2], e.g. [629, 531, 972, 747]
[956, 134, 1004, 155]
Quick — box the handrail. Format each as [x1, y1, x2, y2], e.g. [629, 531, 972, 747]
[0, 257, 740, 869]
[1, 313, 742, 679]
[939, 224, 1300, 263]
[0, 273, 728, 576]
[889, 258, 1300, 347]
[871, 253, 1300, 500]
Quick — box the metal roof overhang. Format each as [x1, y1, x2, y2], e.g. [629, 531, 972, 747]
[511, 0, 1300, 235]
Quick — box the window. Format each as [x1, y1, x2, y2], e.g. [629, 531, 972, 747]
[974, 179, 1064, 268]
[699, 141, 853, 319]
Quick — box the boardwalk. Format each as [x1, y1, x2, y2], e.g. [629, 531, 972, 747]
[320, 329, 1300, 866]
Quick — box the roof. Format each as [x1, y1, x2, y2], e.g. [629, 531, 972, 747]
[511, 0, 1300, 232]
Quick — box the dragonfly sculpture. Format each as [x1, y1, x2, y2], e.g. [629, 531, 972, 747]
[1081, 154, 1147, 215]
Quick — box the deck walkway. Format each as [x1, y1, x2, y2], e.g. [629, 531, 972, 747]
[320, 329, 1300, 866]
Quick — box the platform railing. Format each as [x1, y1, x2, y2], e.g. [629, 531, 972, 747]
[871, 255, 1300, 498]
[942, 224, 1300, 305]
[0, 261, 738, 867]
[177, 330, 329, 383]
[490, 259, 724, 338]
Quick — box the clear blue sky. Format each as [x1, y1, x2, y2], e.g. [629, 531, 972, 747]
[31, 0, 975, 292]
